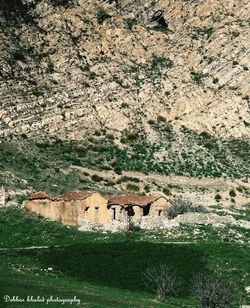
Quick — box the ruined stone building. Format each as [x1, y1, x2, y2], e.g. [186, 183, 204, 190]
[106, 195, 170, 221]
[25, 191, 170, 227]
[25, 191, 110, 226]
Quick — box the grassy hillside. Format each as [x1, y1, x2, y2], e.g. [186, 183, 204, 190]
[0, 207, 249, 307]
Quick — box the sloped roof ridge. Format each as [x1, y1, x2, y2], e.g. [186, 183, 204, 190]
[28, 191, 51, 200]
[106, 194, 164, 207]
[62, 190, 95, 201]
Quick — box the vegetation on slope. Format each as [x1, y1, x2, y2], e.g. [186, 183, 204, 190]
[0, 123, 249, 194]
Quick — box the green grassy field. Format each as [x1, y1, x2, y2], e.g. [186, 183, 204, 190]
[0, 207, 249, 307]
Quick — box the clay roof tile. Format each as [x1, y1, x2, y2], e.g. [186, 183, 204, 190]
[63, 191, 93, 201]
[28, 191, 51, 200]
[106, 195, 164, 207]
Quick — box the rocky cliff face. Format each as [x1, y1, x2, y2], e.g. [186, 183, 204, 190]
[0, 0, 249, 142]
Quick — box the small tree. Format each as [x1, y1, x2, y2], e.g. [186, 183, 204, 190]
[215, 194, 222, 202]
[165, 198, 206, 219]
[193, 273, 235, 308]
[142, 264, 180, 303]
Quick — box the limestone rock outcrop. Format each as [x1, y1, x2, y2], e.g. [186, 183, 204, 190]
[0, 0, 249, 142]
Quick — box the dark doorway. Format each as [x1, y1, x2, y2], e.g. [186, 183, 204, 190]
[143, 205, 150, 216]
[112, 208, 116, 220]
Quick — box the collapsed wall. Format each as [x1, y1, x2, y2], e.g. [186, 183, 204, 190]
[78, 212, 250, 233]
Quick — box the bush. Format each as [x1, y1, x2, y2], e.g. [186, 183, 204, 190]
[126, 184, 140, 193]
[191, 71, 208, 85]
[106, 133, 115, 140]
[94, 130, 101, 136]
[97, 8, 110, 24]
[151, 56, 174, 69]
[0, 0, 30, 18]
[165, 198, 205, 219]
[229, 189, 236, 197]
[157, 115, 166, 122]
[91, 174, 103, 182]
[163, 187, 171, 196]
[50, 0, 73, 8]
[114, 166, 122, 175]
[119, 176, 140, 183]
[215, 194, 222, 202]
[193, 273, 236, 308]
[142, 264, 181, 303]
[147, 119, 155, 125]
[126, 131, 139, 142]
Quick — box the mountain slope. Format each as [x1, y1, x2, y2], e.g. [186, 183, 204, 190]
[0, 0, 249, 195]
[0, 0, 249, 142]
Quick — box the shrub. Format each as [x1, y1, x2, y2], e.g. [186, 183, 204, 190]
[15, 194, 26, 205]
[50, 0, 72, 7]
[191, 71, 208, 85]
[128, 223, 141, 232]
[190, 27, 214, 40]
[79, 178, 89, 184]
[97, 8, 110, 24]
[106, 133, 115, 140]
[147, 119, 155, 125]
[193, 273, 236, 308]
[91, 174, 103, 182]
[114, 166, 122, 175]
[157, 115, 166, 122]
[215, 194, 222, 202]
[13, 51, 25, 62]
[165, 198, 205, 219]
[163, 187, 171, 196]
[151, 56, 174, 70]
[105, 180, 115, 186]
[142, 264, 181, 303]
[119, 176, 140, 183]
[126, 131, 139, 142]
[94, 130, 101, 136]
[229, 189, 236, 197]
[20, 133, 28, 139]
[213, 77, 219, 84]
[236, 186, 243, 193]
[76, 145, 86, 157]
[126, 184, 140, 193]
[121, 102, 128, 108]
[0, 0, 31, 18]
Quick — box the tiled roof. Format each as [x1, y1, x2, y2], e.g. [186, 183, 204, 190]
[106, 195, 164, 207]
[28, 191, 51, 200]
[28, 191, 94, 201]
[51, 194, 64, 201]
[62, 191, 93, 201]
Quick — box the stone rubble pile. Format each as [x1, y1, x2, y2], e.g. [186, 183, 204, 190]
[102, 220, 128, 233]
[175, 212, 250, 229]
[78, 212, 250, 232]
[78, 220, 97, 232]
[134, 216, 179, 230]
